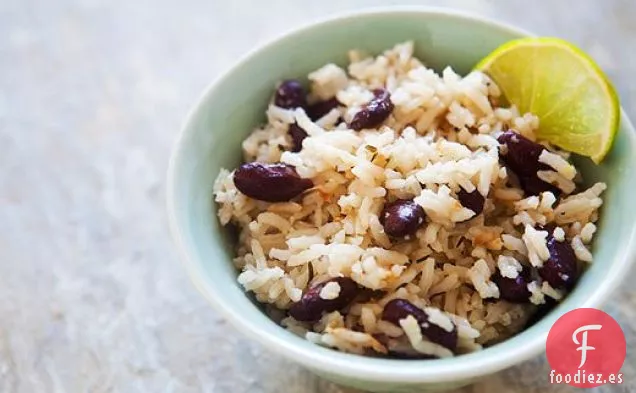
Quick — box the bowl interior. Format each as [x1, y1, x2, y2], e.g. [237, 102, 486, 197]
[168, 9, 636, 384]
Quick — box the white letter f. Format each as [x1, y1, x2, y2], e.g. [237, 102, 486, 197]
[572, 324, 602, 368]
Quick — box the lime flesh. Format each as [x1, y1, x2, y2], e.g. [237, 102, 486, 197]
[476, 37, 619, 163]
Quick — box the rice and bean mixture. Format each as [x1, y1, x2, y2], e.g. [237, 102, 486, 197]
[213, 42, 605, 358]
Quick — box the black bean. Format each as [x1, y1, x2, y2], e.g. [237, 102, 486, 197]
[288, 277, 359, 322]
[288, 123, 308, 152]
[307, 97, 341, 121]
[274, 80, 307, 109]
[492, 266, 533, 303]
[349, 89, 394, 131]
[497, 130, 560, 196]
[457, 187, 485, 216]
[381, 299, 457, 350]
[380, 199, 426, 237]
[539, 234, 578, 289]
[233, 162, 312, 202]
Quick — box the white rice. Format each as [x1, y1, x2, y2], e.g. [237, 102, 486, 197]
[539, 150, 576, 180]
[424, 307, 455, 332]
[497, 255, 522, 279]
[537, 170, 576, 194]
[527, 281, 546, 305]
[522, 225, 550, 267]
[213, 42, 606, 358]
[468, 259, 500, 299]
[541, 281, 564, 300]
[580, 223, 597, 243]
[553, 227, 566, 242]
[319, 281, 341, 300]
[572, 235, 594, 263]
[400, 316, 454, 358]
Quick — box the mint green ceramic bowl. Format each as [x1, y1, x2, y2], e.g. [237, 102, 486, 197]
[167, 8, 636, 392]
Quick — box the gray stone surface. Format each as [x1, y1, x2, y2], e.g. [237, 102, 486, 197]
[0, 0, 634, 392]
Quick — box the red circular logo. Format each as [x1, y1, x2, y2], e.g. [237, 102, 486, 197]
[546, 308, 626, 388]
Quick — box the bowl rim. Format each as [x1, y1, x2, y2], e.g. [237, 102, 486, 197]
[167, 6, 636, 384]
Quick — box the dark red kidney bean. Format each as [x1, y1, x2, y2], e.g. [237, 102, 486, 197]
[518, 174, 562, 197]
[307, 97, 341, 121]
[356, 288, 387, 303]
[380, 200, 426, 237]
[497, 131, 550, 176]
[288, 277, 359, 321]
[457, 187, 485, 216]
[382, 299, 425, 326]
[349, 89, 395, 131]
[497, 131, 560, 196]
[233, 162, 312, 202]
[274, 80, 307, 109]
[288, 123, 308, 152]
[539, 234, 577, 289]
[536, 223, 557, 233]
[381, 299, 457, 350]
[492, 266, 533, 303]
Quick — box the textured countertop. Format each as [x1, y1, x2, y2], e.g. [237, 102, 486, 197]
[1, 1, 635, 392]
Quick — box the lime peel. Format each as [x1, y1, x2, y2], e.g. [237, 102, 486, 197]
[475, 37, 619, 163]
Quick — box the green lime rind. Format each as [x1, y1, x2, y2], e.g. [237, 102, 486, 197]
[475, 37, 619, 163]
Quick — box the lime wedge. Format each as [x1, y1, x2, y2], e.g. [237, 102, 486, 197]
[475, 37, 619, 163]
